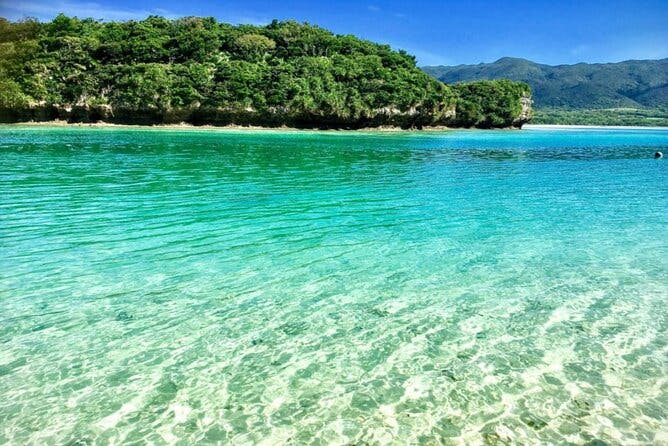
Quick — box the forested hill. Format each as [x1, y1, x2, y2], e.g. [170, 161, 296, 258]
[423, 57, 668, 109]
[0, 16, 531, 129]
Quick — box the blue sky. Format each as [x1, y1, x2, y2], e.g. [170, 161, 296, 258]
[2, 0, 667, 66]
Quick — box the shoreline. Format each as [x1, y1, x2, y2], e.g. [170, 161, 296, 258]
[0, 121, 447, 133]
[0, 120, 522, 133]
[3, 121, 666, 133]
[525, 124, 668, 130]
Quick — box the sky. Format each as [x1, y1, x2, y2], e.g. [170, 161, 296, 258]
[1, 0, 667, 66]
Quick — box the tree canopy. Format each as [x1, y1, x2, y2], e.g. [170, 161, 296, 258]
[0, 16, 532, 128]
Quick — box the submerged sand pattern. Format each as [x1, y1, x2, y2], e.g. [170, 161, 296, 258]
[0, 126, 667, 444]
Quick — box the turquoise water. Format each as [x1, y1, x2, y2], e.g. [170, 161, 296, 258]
[0, 126, 666, 445]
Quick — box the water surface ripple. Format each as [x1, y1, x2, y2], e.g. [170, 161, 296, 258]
[1, 126, 667, 445]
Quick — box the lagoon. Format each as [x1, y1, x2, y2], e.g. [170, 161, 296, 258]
[0, 126, 666, 444]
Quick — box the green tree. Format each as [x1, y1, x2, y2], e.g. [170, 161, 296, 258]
[0, 15, 531, 128]
[232, 34, 276, 62]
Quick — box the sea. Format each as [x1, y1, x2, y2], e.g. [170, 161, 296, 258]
[1, 125, 666, 444]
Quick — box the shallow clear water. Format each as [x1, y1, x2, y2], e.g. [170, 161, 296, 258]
[0, 126, 666, 445]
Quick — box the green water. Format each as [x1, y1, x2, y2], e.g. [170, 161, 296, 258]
[0, 126, 666, 445]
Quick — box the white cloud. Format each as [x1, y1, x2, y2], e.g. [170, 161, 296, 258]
[0, 0, 270, 25]
[0, 0, 178, 21]
[367, 5, 380, 12]
[570, 44, 590, 56]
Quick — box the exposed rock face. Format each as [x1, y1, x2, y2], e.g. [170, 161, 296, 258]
[0, 95, 525, 129]
[513, 94, 533, 128]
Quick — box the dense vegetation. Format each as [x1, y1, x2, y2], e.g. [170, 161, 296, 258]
[0, 16, 531, 129]
[423, 57, 668, 126]
[532, 108, 668, 126]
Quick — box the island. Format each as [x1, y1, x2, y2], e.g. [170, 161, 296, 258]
[0, 15, 532, 129]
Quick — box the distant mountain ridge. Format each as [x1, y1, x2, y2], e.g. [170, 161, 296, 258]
[423, 57, 668, 109]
